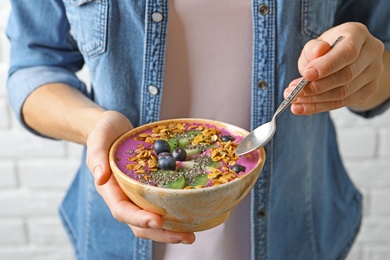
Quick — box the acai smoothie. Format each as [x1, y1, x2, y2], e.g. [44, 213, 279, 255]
[114, 121, 260, 189]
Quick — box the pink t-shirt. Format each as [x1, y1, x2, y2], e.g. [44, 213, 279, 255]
[160, 0, 252, 131]
[156, 1, 253, 260]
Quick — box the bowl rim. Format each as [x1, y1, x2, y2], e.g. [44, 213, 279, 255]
[109, 118, 266, 194]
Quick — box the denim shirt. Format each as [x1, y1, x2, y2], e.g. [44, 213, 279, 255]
[6, 0, 390, 259]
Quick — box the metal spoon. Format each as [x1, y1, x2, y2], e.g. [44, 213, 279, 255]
[235, 36, 343, 156]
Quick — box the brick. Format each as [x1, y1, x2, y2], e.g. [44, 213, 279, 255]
[27, 217, 69, 245]
[362, 110, 390, 128]
[336, 128, 376, 159]
[345, 243, 362, 260]
[0, 98, 10, 128]
[0, 160, 17, 188]
[331, 108, 390, 128]
[66, 142, 84, 159]
[357, 218, 390, 243]
[370, 190, 390, 216]
[0, 190, 65, 217]
[331, 108, 367, 128]
[379, 128, 390, 158]
[358, 189, 370, 217]
[0, 246, 75, 260]
[18, 159, 77, 189]
[369, 110, 390, 127]
[363, 246, 390, 260]
[0, 130, 66, 158]
[0, 63, 8, 96]
[0, 33, 10, 64]
[0, 0, 11, 30]
[345, 161, 390, 189]
[0, 218, 26, 244]
[9, 111, 20, 128]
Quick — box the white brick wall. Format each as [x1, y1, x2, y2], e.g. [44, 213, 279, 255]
[0, 1, 77, 259]
[0, 1, 389, 259]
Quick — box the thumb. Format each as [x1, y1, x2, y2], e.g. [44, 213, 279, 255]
[86, 132, 113, 185]
[86, 111, 133, 186]
[299, 39, 332, 80]
[89, 157, 111, 186]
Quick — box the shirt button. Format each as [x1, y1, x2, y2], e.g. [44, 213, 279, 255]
[152, 12, 164, 22]
[257, 80, 268, 90]
[257, 210, 267, 218]
[258, 4, 270, 15]
[148, 85, 159, 95]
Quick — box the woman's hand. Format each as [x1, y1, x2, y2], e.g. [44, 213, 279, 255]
[284, 22, 390, 115]
[86, 111, 195, 244]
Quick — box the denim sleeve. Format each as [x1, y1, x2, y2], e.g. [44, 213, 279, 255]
[335, 0, 390, 118]
[6, 0, 88, 136]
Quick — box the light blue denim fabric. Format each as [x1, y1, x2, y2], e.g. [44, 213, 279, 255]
[6, 0, 390, 259]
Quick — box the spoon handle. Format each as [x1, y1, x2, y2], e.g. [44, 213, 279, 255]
[273, 78, 308, 120]
[273, 36, 344, 120]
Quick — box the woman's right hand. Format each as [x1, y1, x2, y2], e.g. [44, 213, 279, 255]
[86, 111, 195, 244]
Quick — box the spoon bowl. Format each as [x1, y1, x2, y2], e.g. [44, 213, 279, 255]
[235, 120, 275, 155]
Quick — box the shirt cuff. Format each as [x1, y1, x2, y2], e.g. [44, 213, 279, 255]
[7, 66, 90, 137]
[349, 97, 390, 118]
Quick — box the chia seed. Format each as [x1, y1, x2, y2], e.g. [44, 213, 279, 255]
[151, 170, 184, 185]
[149, 155, 212, 185]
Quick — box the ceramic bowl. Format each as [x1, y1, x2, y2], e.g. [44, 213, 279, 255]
[109, 118, 265, 232]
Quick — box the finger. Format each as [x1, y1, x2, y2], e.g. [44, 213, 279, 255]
[96, 175, 164, 228]
[97, 176, 195, 244]
[290, 80, 378, 115]
[294, 58, 380, 104]
[303, 26, 370, 81]
[301, 43, 381, 97]
[286, 34, 380, 99]
[130, 225, 196, 244]
[285, 37, 360, 99]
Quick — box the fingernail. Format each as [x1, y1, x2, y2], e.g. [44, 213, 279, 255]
[179, 240, 192, 245]
[304, 67, 319, 80]
[148, 221, 161, 229]
[93, 165, 103, 179]
[93, 165, 107, 185]
[293, 104, 304, 114]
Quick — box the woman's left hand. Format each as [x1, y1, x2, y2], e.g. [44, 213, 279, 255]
[284, 22, 388, 115]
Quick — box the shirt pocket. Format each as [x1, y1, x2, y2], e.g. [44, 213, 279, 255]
[62, 0, 108, 57]
[301, 0, 340, 38]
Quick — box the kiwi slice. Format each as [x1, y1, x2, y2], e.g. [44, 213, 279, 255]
[164, 176, 185, 189]
[189, 174, 209, 187]
[184, 130, 203, 137]
[206, 160, 221, 169]
[184, 143, 219, 157]
[168, 137, 190, 151]
[167, 130, 203, 151]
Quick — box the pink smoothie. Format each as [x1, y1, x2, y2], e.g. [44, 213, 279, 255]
[114, 122, 260, 188]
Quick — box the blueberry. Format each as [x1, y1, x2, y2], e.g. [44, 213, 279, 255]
[153, 140, 171, 154]
[158, 155, 176, 170]
[172, 148, 187, 161]
[231, 164, 246, 173]
[221, 135, 235, 142]
[158, 152, 171, 158]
